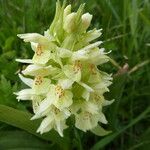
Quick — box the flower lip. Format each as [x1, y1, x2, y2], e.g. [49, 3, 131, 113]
[34, 76, 43, 86]
[83, 111, 92, 120]
[55, 85, 65, 98]
[89, 64, 97, 75]
[73, 60, 82, 73]
[36, 44, 44, 56]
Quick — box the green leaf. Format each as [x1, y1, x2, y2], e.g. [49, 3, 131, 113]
[91, 106, 150, 150]
[3, 36, 15, 52]
[0, 130, 51, 149]
[106, 73, 127, 128]
[91, 125, 112, 136]
[0, 104, 70, 150]
[0, 75, 24, 110]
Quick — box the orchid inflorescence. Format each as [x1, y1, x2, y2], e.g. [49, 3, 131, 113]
[15, 1, 114, 137]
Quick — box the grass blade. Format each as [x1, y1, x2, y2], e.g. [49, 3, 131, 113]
[0, 104, 70, 150]
[91, 106, 150, 150]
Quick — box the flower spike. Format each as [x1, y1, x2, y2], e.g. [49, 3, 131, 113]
[16, 1, 113, 137]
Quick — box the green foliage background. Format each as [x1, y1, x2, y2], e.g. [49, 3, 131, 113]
[0, 0, 150, 149]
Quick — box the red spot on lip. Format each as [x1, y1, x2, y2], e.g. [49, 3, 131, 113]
[36, 44, 44, 56]
[89, 64, 97, 75]
[73, 60, 82, 73]
[55, 85, 65, 98]
[35, 76, 43, 85]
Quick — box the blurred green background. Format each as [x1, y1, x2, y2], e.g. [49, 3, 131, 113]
[0, 0, 150, 150]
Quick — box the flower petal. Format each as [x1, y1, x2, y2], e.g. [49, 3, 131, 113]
[99, 112, 108, 124]
[58, 78, 74, 89]
[72, 41, 102, 61]
[15, 89, 34, 101]
[78, 82, 94, 92]
[17, 33, 50, 45]
[32, 49, 51, 65]
[30, 42, 38, 51]
[18, 74, 33, 87]
[36, 92, 55, 116]
[54, 90, 73, 110]
[103, 99, 115, 106]
[55, 120, 68, 137]
[32, 77, 51, 94]
[16, 59, 33, 64]
[85, 29, 102, 43]
[82, 90, 90, 101]
[37, 115, 54, 134]
[63, 65, 81, 82]
[75, 112, 99, 132]
[22, 65, 59, 77]
[57, 47, 72, 58]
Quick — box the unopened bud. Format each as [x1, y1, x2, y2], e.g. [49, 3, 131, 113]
[63, 13, 77, 33]
[82, 13, 92, 30]
[64, 5, 71, 17]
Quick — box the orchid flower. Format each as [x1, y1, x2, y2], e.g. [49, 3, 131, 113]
[15, 1, 113, 137]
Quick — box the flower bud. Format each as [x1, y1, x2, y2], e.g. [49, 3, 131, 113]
[63, 12, 77, 33]
[81, 13, 92, 31]
[64, 5, 71, 17]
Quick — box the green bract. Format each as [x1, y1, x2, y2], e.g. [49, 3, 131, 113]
[15, 1, 113, 137]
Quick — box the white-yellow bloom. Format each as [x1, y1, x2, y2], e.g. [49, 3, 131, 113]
[15, 1, 114, 137]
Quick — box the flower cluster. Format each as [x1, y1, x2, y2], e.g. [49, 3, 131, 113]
[15, 1, 114, 137]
